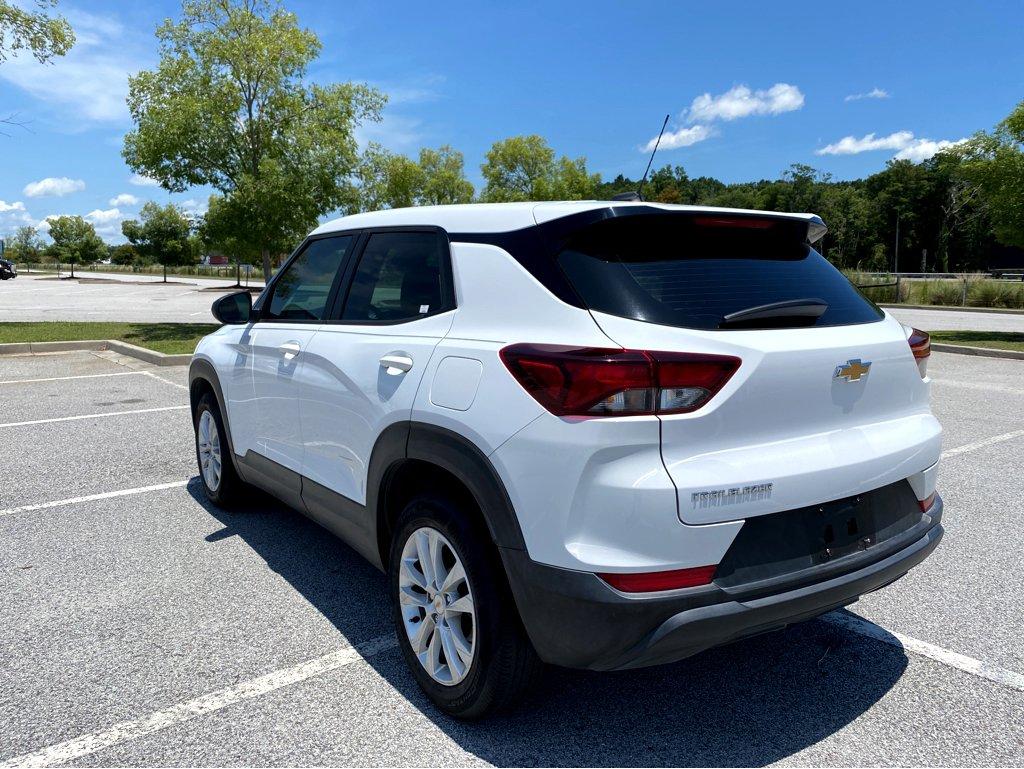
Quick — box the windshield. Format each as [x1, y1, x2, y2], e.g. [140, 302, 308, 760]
[556, 214, 882, 331]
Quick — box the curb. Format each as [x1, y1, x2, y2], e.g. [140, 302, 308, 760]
[931, 343, 1024, 361]
[0, 339, 192, 367]
[881, 303, 1024, 315]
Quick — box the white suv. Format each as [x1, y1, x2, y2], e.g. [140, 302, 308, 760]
[190, 201, 943, 718]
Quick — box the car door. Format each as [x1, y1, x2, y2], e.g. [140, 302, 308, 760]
[247, 234, 356, 476]
[298, 229, 456, 506]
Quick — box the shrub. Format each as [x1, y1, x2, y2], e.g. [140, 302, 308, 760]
[926, 280, 965, 306]
[968, 280, 1024, 309]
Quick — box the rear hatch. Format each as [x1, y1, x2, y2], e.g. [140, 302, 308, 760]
[555, 209, 941, 525]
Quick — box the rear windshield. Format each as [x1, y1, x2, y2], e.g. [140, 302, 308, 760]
[556, 214, 882, 330]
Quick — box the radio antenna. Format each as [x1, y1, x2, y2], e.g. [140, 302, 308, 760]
[636, 114, 670, 200]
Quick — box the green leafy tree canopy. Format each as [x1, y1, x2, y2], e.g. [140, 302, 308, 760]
[4, 224, 44, 261]
[0, 0, 74, 64]
[45, 215, 105, 276]
[122, 0, 384, 278]
[358, 143, 475, 211]
[122, 201, 195, 280]
[953, 100, 1024, 249]
[481, 135, 599, 202]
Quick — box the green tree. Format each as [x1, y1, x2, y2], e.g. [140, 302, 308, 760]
[480, 135, 599, 202]
[358, 143, 476, 210]
[954, 100, 1024, 250]
[121, 202, 195, 281]
[45, 216, 105, 277]
[0, 0, 74, 64]
[418, 145, 474, 205]
[358, 143, 426, 211]
[109, 243, 140, 266]
[4, 224, 44, 262]
[123, 0, 384, 279]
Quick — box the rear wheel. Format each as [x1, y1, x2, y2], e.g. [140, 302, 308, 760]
[194, 393, 245, 506]
[388, 495, 540, 718]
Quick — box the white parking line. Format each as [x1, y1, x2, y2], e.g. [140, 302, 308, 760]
[0, 481, 190, 518]
[142, 370, 189, 391]
[0, 371, 146, 385]
[0, 405, 188, 429]
[0, 635, 398, 769]
[941, 428, 1024, 459]
[821, 612, 1024, 692]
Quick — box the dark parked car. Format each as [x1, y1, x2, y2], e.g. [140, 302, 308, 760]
[0, 259, 17, 280]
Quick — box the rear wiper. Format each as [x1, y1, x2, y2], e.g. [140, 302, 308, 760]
[719, 298, 828, 328]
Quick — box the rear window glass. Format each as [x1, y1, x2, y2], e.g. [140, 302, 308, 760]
[557, 214, 882, 330]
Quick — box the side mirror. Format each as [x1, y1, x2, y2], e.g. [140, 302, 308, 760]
[212, 290, 252, 324]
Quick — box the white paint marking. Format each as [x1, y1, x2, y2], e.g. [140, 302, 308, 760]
[822, 612, 1024, 692]
[941, 428, 1024, 459]
[141, 370, 189, 391]
[0, 405, 188, 429]
[0, 635, 398, 768]
[0, 481, 189, 518]
[0, 371, 146, 386]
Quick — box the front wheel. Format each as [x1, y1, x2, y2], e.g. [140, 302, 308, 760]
[193, 393, 245, 506]
[389, 495, 540, 718]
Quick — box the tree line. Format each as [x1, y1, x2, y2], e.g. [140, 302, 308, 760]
[3, 0, 1023, 277]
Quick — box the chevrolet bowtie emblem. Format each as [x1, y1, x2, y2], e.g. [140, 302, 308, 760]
[834, 358, 871, 381]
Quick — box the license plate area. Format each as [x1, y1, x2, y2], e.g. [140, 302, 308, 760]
[714, 480, 923, 588]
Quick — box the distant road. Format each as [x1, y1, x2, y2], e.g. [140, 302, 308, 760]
[53, 269, 265, 290]
[3, 274, 1023, 329]
[886, 307, 1024, 333]
[0, 274, 242, 323]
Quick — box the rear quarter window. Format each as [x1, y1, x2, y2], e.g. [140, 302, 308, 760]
[556, 214, 883, 330]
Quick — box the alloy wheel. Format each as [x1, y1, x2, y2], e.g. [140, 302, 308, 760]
[398, 526, 477, 686]
[197, 410, 222, 492]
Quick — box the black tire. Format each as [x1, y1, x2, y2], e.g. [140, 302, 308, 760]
[193, 392, 246, 507]
[388, 494, 541, 719]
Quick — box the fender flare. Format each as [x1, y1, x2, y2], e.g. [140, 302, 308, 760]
[188, 357, 239, 460]
[371, 421, 528, 561]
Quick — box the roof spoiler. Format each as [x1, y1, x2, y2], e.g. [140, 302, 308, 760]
[807, 216, 827, 245]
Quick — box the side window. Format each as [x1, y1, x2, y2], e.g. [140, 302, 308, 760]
[264, 236, 354, 321]
[341, 232, 451, 322]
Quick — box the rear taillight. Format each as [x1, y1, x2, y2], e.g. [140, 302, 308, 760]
[598, 565, 718, 593]
[918, 491, 937, 512]
[499, 344, 740, 417]
[904, 325, 930, 378]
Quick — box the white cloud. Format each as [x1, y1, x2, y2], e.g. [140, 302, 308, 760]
[0, 200, 34, 235]
[109, 193, 139, 207]
[84, 207, 126, 239]
[23, 177, 86, 198]
[85, 207, 122, 224]
[355, 113, 424, 151]
[815, 131, 915, 155]
[35, 215, 62, 234]
[687, 83, 805, 123]
[845, 88, 890, 102]
[179, 198, 208, 216]
[129, 174, 161, 187]
[816, 130, 968, 162]
[894, 137, 969, 162]
[0, 9, 148, 124]
[641, 124, 715, 152]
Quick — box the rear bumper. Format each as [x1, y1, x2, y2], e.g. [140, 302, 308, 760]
[501, 496, 942, 671]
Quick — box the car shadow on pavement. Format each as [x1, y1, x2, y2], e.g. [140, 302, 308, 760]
[189, 480, 908, 767]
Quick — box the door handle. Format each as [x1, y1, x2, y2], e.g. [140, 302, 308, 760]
[379, 354, 414, 374]
[279, 341, 301, 360]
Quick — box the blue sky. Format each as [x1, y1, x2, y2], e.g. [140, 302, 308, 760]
[2, 0, 1022, 243]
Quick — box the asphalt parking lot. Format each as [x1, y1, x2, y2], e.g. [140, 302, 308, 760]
[1, 349, 1023, 766]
